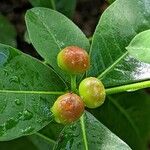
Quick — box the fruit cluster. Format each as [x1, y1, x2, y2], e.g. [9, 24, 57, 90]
[51, 46, 106, 124]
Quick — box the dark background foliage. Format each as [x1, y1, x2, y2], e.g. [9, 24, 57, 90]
[0, 0, 108, 59]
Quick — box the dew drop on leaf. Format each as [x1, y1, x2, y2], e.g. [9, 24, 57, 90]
[21, 126, 34, 134]
[0, 96, 7, 114]
[3, 68, 9, 76]
[22, 110, 33, 120]
[14, 99, 21, 106]
[0, 125, 5, 136]
[0, 52, 8, 67]
[22, 82, 28, 87]
[5, 118, 18, 130]
[9, 76, 19, 83]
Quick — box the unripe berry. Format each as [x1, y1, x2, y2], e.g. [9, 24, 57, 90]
[51, 93, 84, 124]
[57, 46, 90, 74]
[79, 77, 106, 108]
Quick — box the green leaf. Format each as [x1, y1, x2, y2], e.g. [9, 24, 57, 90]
[0, 136, 37, 150]
[126, 30, 150, 64]
[0, 14, 16, 47]
[29, 133, 56, 150]
[29, 0, 76, 18]
[107, 0, 115, 4]
[24, 30, 31, 44]
[56, 0, 76, 18]
[0, 43, 67, 141]
[54, 111, 131, 150]
[29, 0, 53, 8]
[25, 7, 89, 82]
[88, 0, 150, 87]
[90, 91, 150, 150]
[39, 121, 64, 141]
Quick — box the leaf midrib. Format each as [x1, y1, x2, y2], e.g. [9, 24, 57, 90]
[97, 51, 128, 79]
[27, 10, 61, 54]
[0, 90, 64, 95]
[80, 114, 89, 150]
[34, 132, 56, 144]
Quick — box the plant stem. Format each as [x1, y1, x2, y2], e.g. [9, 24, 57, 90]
[71, 74, 77, 92]
[106, 80, 150, 95]
[50, 0, 56, 10]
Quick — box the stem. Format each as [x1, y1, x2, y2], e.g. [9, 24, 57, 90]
[50, 0, 56, 10]
[71, 74, 77, 92]
[106, 80, 150, 95]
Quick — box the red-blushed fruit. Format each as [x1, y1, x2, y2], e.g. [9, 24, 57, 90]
[57, 46, 90, 74]
[79, 77, 106, 108]
[51, 93, 85, 124]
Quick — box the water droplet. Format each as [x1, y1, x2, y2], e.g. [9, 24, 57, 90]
[0, 52, 8, 67]
[9, 76, 19, 83]
[22, 110, 33, 120]
[56, 40, 65, 47]
[22, 82, 28, 87]
[21, 126, 34, 134]
[0, 95, 7, 114]
[14, 99, 21, 106]
[0, 125, 5, 136]
[5, 118, 18, 130]
[126, 88, 140, 92]
[3, 68, 9, 76]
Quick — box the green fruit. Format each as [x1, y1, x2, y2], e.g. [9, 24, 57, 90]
[79, 77, 106, 108]
[51, 93, 84, 124]
[57, 46, 90, 74]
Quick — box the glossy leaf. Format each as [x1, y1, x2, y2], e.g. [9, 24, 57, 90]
[88, 0, 150, 87]
[0, 14, 16, 47]
[126, 30, 150, 64]
[25, 8, 90, 82]
[39, 121, 64, 141]
[29, 0, 76, 18]
[90, 91, 150, 150]
[54, 112, 131, 150]
[29, 133, 55, 150]
[0, 136, 37, 150]
[0, 43, 67, 141]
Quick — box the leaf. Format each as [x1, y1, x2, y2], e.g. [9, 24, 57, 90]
[88, 0, 150, 87]
[0, 14, 16, 47]
[39, 120, 64, 141]
[56, 0, 76, 18]
[0, 136, 37, 150]
[90, 91, 150, 150]
[29, 0, 76, 18]
[25, 8, 90, 82]
[126, 30, 150, 64]
[28, 0, 53, 8]
[107, 0, 115, 4]
[24, 30, 31, 44]
[29, 133, 55, 150]
[0, 43, 67, 141]
[54, 111, 131, 150]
